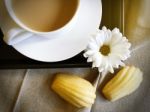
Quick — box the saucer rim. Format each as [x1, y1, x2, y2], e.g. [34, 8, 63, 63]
[12, 0, 102, 62]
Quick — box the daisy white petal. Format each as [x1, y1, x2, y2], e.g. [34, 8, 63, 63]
[84, 50, 95, 56]
[87, 42, 98, 50]
[112, 27, 120, 34]
[102, 26, 107, 31]
[107, 64, 114, 73]
[87, 57, 93, 62]
[95, 32, 105, 46]
[93, 53, 102, 67]
[83, 27, 131, 74]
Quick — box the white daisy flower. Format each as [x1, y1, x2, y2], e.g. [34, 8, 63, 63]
[84, 26, 131, 74]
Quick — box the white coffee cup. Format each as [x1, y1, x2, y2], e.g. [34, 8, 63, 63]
[4, 0, 80, 45]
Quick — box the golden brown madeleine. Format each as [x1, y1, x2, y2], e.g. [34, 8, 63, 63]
[51, 74, 96, 108]
[102, 66, 143, 101]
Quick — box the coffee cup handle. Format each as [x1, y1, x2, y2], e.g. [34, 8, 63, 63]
[4, 28, 34, 45]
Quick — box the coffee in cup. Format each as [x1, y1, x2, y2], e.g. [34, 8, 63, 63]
[11, 0, 79, 32]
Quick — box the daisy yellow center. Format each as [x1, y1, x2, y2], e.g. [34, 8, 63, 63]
[100, 45, 110, 56]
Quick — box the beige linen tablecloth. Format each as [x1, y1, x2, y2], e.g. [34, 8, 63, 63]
[0, 70, 26, 112]
[0, 0, 150, 112]
[0, 44, 150, 112]
[0, 42, 149, 112]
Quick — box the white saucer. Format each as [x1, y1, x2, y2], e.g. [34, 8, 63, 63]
[7, 0, 102, 62]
